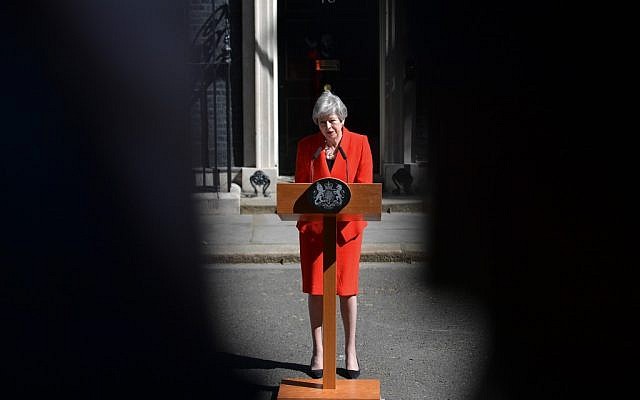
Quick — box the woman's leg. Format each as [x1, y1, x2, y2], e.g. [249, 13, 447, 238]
[308, 294, 323, 369]
[340, 294, 359, 371]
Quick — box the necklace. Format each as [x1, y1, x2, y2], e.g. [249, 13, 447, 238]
[324, 142, 336, 160]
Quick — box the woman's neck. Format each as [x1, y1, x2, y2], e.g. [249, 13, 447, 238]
[325, 134, 342, 148]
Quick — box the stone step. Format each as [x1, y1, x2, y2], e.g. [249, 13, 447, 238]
[240, 195, 429, 214]
[200, 243, 428, 264]
[193, 177, 431, 214]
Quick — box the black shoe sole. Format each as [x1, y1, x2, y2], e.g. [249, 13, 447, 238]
[309, 369, 323, 379]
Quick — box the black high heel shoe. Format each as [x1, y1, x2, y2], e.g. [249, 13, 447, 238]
[309, 356, 323, 379]
[346, 357, 360, 379]
[309, 368, 323, 379]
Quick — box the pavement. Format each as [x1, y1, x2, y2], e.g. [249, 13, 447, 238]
[197, 194, 488, 399]
[197, 194, 430, 264]
[205, 262, 492, 400]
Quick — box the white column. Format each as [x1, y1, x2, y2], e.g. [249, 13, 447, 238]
[254, 0, 278, 173]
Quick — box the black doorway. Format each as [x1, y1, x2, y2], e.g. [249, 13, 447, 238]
[278, 0, 380, 176]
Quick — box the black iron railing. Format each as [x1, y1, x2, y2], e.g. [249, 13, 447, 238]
[189, 0, 233, 192]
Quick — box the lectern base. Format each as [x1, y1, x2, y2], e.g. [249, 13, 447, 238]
[277, 378, 380, 400]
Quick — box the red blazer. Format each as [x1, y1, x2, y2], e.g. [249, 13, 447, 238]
[294, 127, 373, 244]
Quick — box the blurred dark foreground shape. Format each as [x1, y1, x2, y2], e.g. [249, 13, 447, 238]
[2, 1, 627, 399]
[3, 1, 257, 398]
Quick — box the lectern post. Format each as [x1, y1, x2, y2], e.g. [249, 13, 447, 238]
[322, 215, 337, 389]
[275, 180, 382, 400]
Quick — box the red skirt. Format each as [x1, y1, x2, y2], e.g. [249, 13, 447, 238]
[299, 231, 363, 296]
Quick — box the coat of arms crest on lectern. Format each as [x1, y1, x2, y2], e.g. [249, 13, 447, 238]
[308, 178, 351, 212]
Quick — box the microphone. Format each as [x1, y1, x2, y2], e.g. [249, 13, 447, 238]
[312, 145, 323, 160]
[310, 145, 323, 182]
[337, 146, 347, 160]
[337, 146, 349, 182]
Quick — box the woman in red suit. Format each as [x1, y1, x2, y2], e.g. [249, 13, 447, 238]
[295, 90, 373, 379]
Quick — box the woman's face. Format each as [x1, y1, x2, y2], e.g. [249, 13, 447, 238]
[318, 113, 344, 144]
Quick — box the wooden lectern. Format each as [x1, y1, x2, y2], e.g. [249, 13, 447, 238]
[276, 179, 382, 400]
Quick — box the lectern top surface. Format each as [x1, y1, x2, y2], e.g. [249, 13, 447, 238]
[275, 183, 382, 221]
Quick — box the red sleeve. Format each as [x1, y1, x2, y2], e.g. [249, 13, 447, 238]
[295, 138, 310, 183]
[354, 135, 373, 183]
